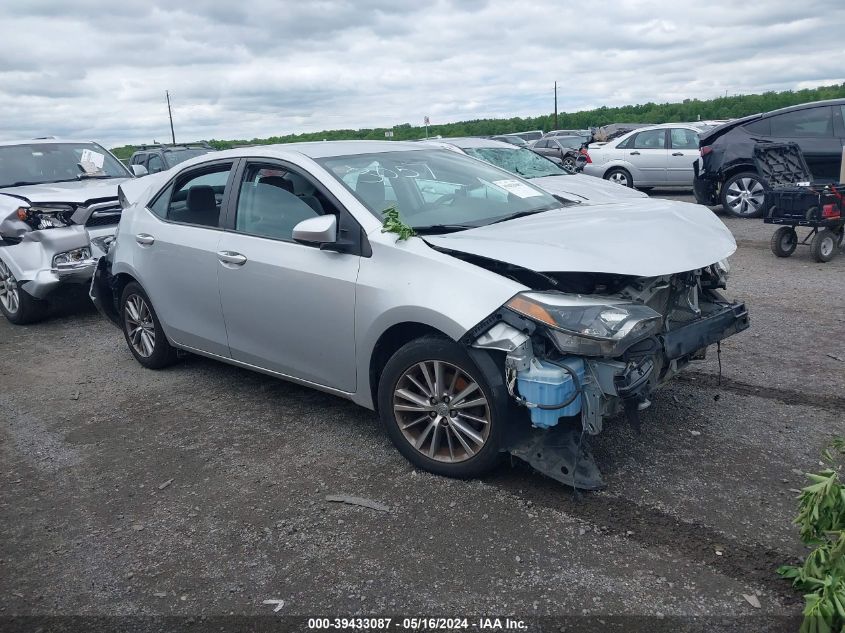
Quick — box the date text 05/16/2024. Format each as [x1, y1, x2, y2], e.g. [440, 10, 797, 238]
[306, 617, 528, 630]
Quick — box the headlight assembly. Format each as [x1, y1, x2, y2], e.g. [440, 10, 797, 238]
[505, 292, 662, 356]
[52, 247, 92, 268]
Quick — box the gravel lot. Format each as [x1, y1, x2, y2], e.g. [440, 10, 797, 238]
[1, 190, 843, 631]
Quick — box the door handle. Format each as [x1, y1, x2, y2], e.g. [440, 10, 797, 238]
[630, 151, 640, 155]
[135, 234, 155, 246]
[672, 152, 684, 156]
[217, 251, 247, 266]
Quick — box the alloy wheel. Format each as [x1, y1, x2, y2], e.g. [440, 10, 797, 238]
[124, 294, 156, 357]
[0, 259, 19, 314]
[725, 177, 765, 216]
[608, 171, 628, 185]
[393, 360, 491, 463]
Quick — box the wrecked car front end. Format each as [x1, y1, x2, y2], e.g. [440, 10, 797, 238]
[424, 200, 749, 489]
[464, 264, 748, 488]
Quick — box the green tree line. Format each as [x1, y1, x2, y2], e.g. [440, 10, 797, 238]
[111, 82, 845, 159]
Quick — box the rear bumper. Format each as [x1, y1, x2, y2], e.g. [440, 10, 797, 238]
[89, 256, 121, 327]
[693, 162, 719, 206]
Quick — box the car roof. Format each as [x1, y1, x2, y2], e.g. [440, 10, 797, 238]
[701, 98, 845, 142]
[0, 138, 103, 147]
[192, 140, 442, 162]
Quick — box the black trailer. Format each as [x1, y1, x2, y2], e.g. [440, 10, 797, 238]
[754, 142, 845, 262]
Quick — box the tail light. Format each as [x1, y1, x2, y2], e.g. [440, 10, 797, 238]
[579, 148, 592, 163]
[822, 203, 841, 219]
[700, 146, 713, 156]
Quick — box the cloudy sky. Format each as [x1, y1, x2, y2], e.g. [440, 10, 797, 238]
[2, 0, 844, 146]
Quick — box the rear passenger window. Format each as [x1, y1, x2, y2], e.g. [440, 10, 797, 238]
[150, 164, 232, 227]
[633, 129, 666, 149]
[769, 107, 833, 138]
[743, 118, 771, 136]
[670, 128, 699, 149]
[233, 164, 332, 241]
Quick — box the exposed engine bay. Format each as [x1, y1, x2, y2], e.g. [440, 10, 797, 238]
[465, 257, 749, 489]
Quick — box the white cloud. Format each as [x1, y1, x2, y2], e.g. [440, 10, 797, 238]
[1, 0, 843, 145]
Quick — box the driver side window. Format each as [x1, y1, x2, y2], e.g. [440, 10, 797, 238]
[233, 164, 333, 242]
[633, 129, 667, 149]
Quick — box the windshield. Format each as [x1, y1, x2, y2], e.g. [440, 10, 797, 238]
[164, 148, 213, 168]
[0, 142, 129, 188]
[317, 149, 564, 230]
[463, 146, 567, 179]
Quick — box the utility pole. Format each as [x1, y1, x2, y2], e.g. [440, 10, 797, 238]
[554, 81, 558, 130]
[166, 90, 176, 144]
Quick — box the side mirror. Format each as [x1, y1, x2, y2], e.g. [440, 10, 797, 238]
[574, 155, 588, 172]
[131, 164, 148, 177]
[292, 215, 337, 245]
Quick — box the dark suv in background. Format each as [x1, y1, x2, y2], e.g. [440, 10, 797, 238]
[694, 99, 845, 217]
[128, 143, 216, 175]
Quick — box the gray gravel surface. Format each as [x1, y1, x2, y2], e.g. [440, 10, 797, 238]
[1, 189, 843, 630]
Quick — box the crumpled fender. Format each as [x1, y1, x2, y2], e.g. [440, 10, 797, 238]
[0, 225, 90, 282]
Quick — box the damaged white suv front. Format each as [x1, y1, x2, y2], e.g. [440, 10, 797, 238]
[0, 139, 137, 324]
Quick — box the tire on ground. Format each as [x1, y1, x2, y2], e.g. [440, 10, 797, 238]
[376, 335, 507, 479]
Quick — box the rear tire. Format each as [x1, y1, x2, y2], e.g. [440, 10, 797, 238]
[377, 335, 506, 479]
[604, 168, 633, 188]
[810, 229, 837, 263]
[0, 257, 47, 325]
[120, 282, 178, 369]
[721, 171, 766, 218]
[770, 227, 798, 258]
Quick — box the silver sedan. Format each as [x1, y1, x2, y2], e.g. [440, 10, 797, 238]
[91, 141, 748, 489]
[583, 123, 713, 189]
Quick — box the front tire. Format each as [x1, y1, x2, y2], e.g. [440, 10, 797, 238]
[770, 227, 798, 258]
[0, 257, 47, 325]
[721, 171, 766, 218]
[604, 168, 633, 187]
[377, 336, 506, 479]
[120, 282, 177, 368]
[810, 229, 838, 263]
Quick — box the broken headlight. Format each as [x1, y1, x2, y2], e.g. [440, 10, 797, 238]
[505, 292, 662, 356]
[52, 247, 92, 268]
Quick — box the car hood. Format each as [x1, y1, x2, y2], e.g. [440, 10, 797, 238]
[425, 198, 735, 277]
[0, 178, 131, 204]
[529, 173, 648, 203]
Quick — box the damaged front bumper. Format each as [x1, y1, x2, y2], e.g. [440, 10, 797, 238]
[472, 297, 750, 489]
[0, 225, 98, 300]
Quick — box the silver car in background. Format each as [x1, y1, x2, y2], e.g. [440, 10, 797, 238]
[425, 137, 647, 203]
[583, 123, 713, 189]
[91, 141, 748, 488]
